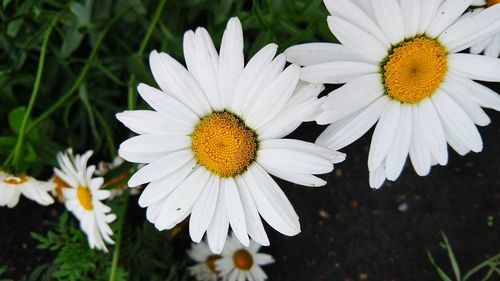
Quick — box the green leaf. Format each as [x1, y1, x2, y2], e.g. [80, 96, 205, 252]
[441, 232, 461, 281]
[8, 107, 39, 141]
[427, 251, 454, 281]
[0, 136, 17, 156]
[7, 19, 23, 37]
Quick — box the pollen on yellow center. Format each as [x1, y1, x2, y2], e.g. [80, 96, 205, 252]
[77, 184, 93, 210]
[382, 37, 447, 104]
[487, 0, 500, 7]
[191, 112, 257, 177]
[205, 255, 221, 273]
[233, 249, 253, 270]
[3, 175, 28, 185]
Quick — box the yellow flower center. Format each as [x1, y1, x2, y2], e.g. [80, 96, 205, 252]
[3, 175, 28, 185]
[205, 255, 221, 273]
[191, 112, 257, 177]
[52, 175, 68, 199]
[233, 249, 253, 270]
[487, 0, 500, 7]
[77, 184, 93, 210]
[382, 37, 447, 104]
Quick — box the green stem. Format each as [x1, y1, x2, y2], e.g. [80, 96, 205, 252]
[8, 11, 64, 171]
[109, 2, 167, 281]
[127, 0, 167, 110]
[108, 190, 129, 281]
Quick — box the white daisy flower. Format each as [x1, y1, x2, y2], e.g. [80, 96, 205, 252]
[54, 149, 116, 252]
[216, 234, 274, 281]
[469, 0, 500, 57]
[0, 171, 54, 208]
[187, 241, 221, 281]
[285, 0, 500, 188]
[117, 17, 344, 253]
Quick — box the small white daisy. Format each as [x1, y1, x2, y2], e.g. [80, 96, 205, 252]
[117, 17, 344, 253]
[286, 0, 500, 188]
[54, 149, 116, 252]
[187, 241, 221, 281]
[0, 171, 54, 208]
[469, 0, 500, 57]
[216, 234, 274, 281]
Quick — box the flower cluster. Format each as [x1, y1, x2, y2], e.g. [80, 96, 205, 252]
[1, 0, 500, 273]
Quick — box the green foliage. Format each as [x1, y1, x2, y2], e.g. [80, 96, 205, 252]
[427, 232, 500, 281]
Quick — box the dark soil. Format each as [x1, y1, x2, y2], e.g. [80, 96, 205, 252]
[1, 108, 499, 281]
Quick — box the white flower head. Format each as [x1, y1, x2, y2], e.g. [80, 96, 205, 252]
[468, 0, 500, 57]
[187, 241, 221, 281]
[0, 171, 54, 208]
[286, 0, 500, 189]
[54, 149, 116, 252]
[117, 17, 344, 253]
[216, 234, 274, 281]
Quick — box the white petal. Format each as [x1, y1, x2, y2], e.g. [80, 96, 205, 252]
[257, 148, 333, 175]
[300, 61, 378, 84]
[385, 104, 412, 181]
[327, 16, 387, 63]
[244, 164, 300, 236]
[445, 73, 500, 111]
[189, 175, 219, 242]
[234, 176, 269, 246]
[371, 0, 405, 44]
[154, 167, 210, 230]
[207, 184, 229, 254]
[444, 125, 471, 156]
[284, 43, 369, 66]
[418, 0, 443, 33]
[115, 110, 173, 136]
[138, 159, 196, 207]
[440, 4, 500, 52]
[440, 79, 491, 126]
[186, 27, 223, 110]
[432, 90, 483, 152]
[230, 44, 277, 113]
[409, 105, 432, 176]
[418, 98, 448, 166]
[317, 74, 383, 124]
[137, 83, 198, 128]
[324, 0, 390, 47]
[259, 166, 327, 187]
[368, 100, 401, 171]
[260, 139, 344, 163]
[119, 134, 190, 154]
[426, 0, 474, 38]
[401, 0, 421, 38]
[449, 54, 500, 82]
[149, 50, 211, 116]
[369, 165, 386, 189]
[245, 64, 300, 129]
[219, 17, 244, 108]
[128, 150, 194, 187]
[316, 96, 390, 151]
[223, 177, 249, 246]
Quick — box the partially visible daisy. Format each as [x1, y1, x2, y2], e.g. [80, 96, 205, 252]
[469, 0, 500, 57]
[54, 149, 116, 252]
[0, 171, 54, 208]
[51, 174, 69, 202]
[117, 17, 344, 253]
[95, 156, 139, 199]
[286, 0, 500, 188]
[216, 234, 274, 281]
[187, 241, 221, 281]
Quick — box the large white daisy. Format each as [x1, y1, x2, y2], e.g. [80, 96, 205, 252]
[286, 0, 500, 188]
[54, 149, 116, 252]
[469, 0, 500, 57]
[215, 234, 274, 281]
[0, 171, 54, 208]
[187, 240, 221, 281]
[116, 17, 344, 253]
